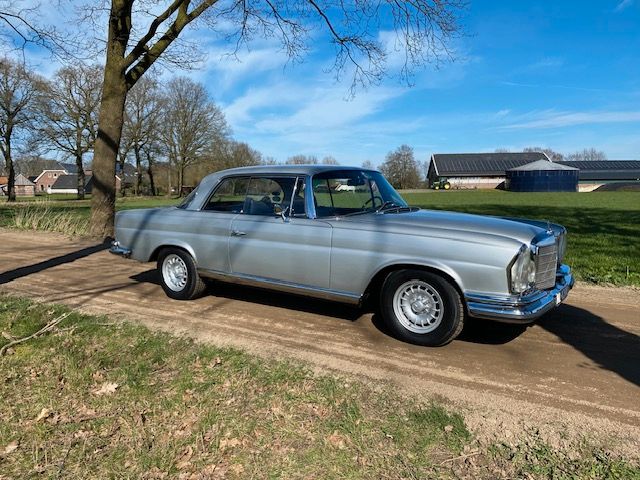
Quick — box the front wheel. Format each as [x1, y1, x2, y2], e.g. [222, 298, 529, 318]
[157, 248, 207, 300]
[380, 270, 464, 346]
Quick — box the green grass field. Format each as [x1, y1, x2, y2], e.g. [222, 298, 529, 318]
[402, 190, 640, 287]
[1, 295, 637, 479]
[1, 190, 638, 286]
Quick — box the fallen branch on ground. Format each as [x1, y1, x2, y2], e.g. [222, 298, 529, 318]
[0, 313, 70, 356]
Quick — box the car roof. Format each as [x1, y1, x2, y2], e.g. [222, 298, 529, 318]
[189, 165, 376, 211]
[204, 164, 370, 178]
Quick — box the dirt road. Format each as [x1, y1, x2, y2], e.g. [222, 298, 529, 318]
[1, 229, 639, 454]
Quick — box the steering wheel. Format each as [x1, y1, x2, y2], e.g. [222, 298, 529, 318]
[363, 195, 384, 209]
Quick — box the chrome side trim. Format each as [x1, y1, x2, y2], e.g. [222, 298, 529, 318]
[466, 264, 574, 324]
[197, 268, 362, 305]
[109, 241, 131, 258]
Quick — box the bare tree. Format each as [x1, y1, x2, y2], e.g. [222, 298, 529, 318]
[566, 148, 607, 162]
[162, 77, 228, 195]
[88, 0, 466, 237]
[0, 1, 77, 57]
[286, 154, 318, 165]
[205, 140, 262, 172]
[0, 58, 41, 201]
[33, 64, 102, 199]
[379, 145, 421, 189]
[121, 75, 164, 195]
[321, 155, 339, 165]
[362, 160, 376, 170]
[523, 146, 564, 162]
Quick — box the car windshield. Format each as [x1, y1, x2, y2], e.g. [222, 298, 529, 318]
[312, 170, 408, 218]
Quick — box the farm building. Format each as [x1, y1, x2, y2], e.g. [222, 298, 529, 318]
[49, 174, 123, 194]
[14, 174, 36, 196]
[506, 160, 579, 192]
[427, 152, 549, 189]
[427, 153, 640, 190]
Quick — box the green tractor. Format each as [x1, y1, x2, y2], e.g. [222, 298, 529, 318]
[432, 178, 451, 190]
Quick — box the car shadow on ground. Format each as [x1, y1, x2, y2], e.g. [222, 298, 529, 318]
[129, 269, 364, 321]
[538, 304, 640, 388]
[0, 242, 110, 285]
[130, 269, 640, 387]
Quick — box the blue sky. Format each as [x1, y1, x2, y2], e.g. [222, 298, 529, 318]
[194, 0, 640, 165]
[23, 0, 640, 165]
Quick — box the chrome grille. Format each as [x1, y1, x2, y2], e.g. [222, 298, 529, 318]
[535, 244, 558, 289]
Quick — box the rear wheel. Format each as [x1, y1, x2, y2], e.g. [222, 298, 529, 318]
[157, 248, 206, 300]
[380, 270, 464, 346]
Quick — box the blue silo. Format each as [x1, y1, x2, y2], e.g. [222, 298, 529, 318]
[506, 160, 579, 192]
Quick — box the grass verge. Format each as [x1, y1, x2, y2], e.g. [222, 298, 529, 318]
[1, 295, 638, 479]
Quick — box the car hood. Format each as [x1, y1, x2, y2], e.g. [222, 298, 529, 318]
[341, 209, 549, 245]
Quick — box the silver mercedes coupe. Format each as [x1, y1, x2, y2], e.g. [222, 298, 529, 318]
[111, 165, 574, 346]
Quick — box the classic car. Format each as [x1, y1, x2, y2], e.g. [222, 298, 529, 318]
[110, 165, 574, 346]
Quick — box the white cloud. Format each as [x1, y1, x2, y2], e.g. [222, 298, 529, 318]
[615, 0, 634, 12]
[498, 109, 640, 130]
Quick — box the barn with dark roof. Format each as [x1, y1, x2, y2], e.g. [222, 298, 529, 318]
[427, 153, 640, 190]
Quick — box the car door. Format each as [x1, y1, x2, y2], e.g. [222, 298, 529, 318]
[194, 176, 250, 273]
[228, 176, 332, 289]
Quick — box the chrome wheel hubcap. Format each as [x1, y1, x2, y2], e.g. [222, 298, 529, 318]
[162, 254, 188, 292]
[392, 280, 444, 334]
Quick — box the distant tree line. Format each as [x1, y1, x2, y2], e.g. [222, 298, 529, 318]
[0, 57, 270, 200]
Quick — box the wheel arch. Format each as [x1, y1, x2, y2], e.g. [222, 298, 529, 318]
[149, 242, 197, 263]
[363, 262, 465, 307]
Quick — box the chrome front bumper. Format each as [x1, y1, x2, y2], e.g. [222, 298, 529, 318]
[465, 265, 574, 324]
[109, 241, 131, 258]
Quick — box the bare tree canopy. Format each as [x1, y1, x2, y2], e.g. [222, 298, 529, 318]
[565, 147, 607, 162]
[286, 154, 318, 165]
[361, 160, 376, 170]
[121, 75, 165, 195]
[321, 156, 339, 165]
[523, 146, 564, 162]
[162, 76, 229, 195]
[0, 1, 79, 57]
[32, 64, 102, 199]
[379, 144, 422, 189]
[86, 0, 466, 237]
[0, 57, 42, 201]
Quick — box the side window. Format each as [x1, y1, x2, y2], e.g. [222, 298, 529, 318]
[243, 177, 296, 216]
[203, 177, 249, 213]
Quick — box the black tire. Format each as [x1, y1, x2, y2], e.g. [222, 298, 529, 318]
[157, 248, 207, 300]
[380, 270, 464, 346]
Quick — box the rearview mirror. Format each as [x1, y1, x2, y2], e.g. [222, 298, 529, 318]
[274, 204, 289, 222]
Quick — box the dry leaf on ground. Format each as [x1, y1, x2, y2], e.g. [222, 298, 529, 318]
[92, 382, 119, 396]
[3, 441, 19, 455]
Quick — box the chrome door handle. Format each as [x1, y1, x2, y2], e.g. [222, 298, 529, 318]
[231, 230, 247, 237]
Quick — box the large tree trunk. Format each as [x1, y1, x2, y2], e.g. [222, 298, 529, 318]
[146, 151, 156, 196]
[3, 133, 15, 202]
[76, 152, 85, 200]
[6, 147, 15, 202]
[178, 163, 185, 197]
[89, 0, 132, 238]
[134, 144, 142, 195]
